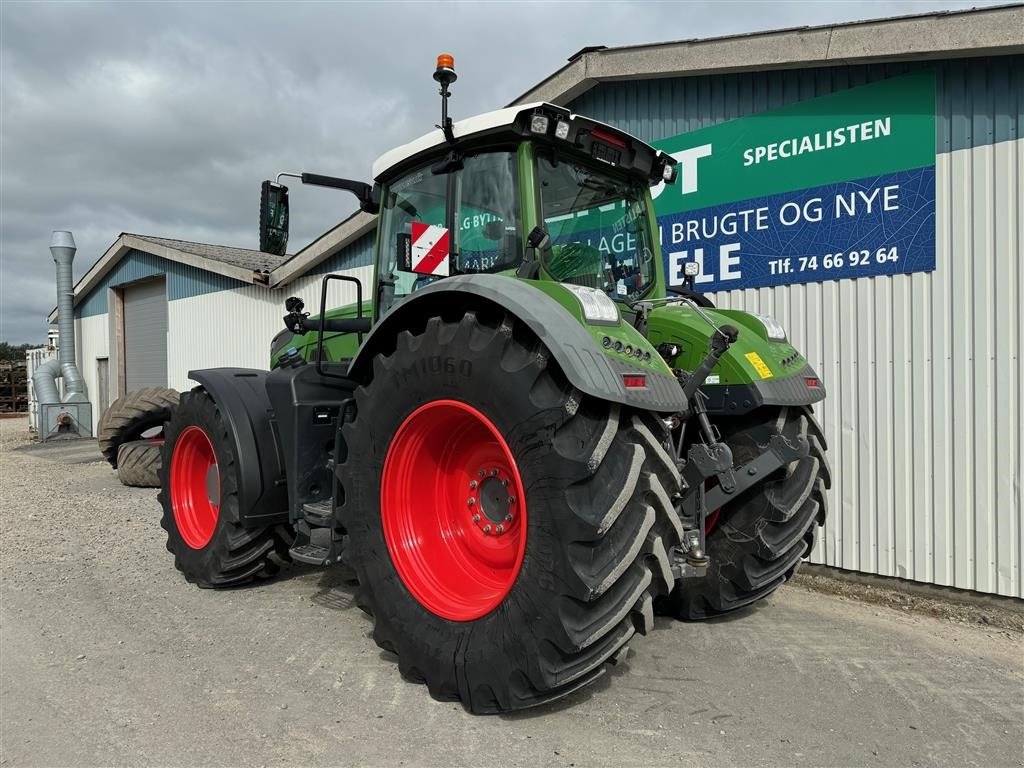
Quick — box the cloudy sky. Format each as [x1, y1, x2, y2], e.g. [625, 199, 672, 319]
[0, 0, 998, 343]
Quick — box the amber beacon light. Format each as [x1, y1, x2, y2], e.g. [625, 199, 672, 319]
[434, 53, 457, 84]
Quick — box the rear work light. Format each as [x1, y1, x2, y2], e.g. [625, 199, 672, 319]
[622, 374, 647, 389]
[530, 114, 550, 134]
[590, 128, 626, 148]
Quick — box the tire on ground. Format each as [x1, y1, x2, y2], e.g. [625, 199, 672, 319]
[662, 405, 831, 620]
[116, 439, 163, 487]
[98, 387, 180, 468]
[338, 309, 683, 714]
[157, 387, 293, 588]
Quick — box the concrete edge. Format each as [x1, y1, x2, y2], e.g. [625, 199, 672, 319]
[792, 564, 1023, 633]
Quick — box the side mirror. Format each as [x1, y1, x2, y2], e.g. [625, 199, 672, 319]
[526, 225, 551, 253]
[482, 219, 505, 241]
[517, 225, 551, 279]
[260, 181, 289, 256]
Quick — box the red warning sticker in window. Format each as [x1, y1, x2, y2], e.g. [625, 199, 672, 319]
[410, 222, 450, 276]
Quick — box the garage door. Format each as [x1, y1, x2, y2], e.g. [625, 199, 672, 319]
[123, 278, 168, 390]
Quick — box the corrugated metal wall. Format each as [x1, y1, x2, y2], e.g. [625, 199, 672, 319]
[74, 313, 110, 433]
[308, 231, 376, 275]
[77, 249, 248, 317]
[570, 56, 1022, 597]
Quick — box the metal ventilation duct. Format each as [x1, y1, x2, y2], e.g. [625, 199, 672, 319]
[50, 230, 87, 403]
[32, 230, 91, 438]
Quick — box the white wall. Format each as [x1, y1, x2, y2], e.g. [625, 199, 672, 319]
[74, 313, 110, 434]
[165, 266, 373, 393]
[712, 138, 1023, 598]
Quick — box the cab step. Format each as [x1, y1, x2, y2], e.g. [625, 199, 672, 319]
[302, 499, 333, 527]
[288, 519, 342, 566]
[289, 542, 341, 566]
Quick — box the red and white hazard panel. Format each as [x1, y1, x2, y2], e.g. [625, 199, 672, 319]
[409, 222, 450, 277]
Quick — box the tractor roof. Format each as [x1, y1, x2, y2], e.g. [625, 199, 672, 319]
[372, 102, 543, 180]
[371, 101, 664, 182]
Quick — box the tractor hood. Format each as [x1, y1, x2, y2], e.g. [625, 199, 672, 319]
[646, 302, 826, 415]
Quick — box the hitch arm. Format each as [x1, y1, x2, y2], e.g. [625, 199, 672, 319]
[703, 433, 810, 512]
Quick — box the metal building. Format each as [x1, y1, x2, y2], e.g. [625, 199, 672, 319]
[60, 5, 1022, 597]
[511, 6, 1024, 598]
[55, 228, 374, 434]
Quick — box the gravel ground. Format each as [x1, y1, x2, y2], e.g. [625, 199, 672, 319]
[1, 415, 1022, 767]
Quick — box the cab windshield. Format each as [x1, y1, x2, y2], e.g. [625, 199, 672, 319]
[537, 154, 655, 303]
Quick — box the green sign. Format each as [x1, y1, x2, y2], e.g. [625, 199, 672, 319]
[650, 71, 937, 290]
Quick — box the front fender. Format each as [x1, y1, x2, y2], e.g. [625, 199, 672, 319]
[349, 274, 688, 414]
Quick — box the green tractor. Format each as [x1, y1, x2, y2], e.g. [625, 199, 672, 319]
[159, 55, 830, 713]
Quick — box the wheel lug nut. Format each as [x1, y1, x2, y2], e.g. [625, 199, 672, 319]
[490, 469, 499, 476]
[496, 524, 504, 534]
[467, 497, 475, 506]
[472, 514, 480, 523]
[504, 513, 513, 522]
[502, 479, 509, 487]
[478, 470, 486, 478]
[469, 480, 478, 489]
[483, 524, 492, 534]
[508, 496, 515, 504]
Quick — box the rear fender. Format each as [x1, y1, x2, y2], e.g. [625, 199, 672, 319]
[186, 368, 289, 527]
[348, 274, 688, 414]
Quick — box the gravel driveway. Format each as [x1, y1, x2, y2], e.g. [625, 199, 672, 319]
[1, 416, 1021, 767]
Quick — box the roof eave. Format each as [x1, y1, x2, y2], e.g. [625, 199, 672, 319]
[268, 210, 378, 288]
[512, 4, 1024, 105]
[50, 233, 271, 323]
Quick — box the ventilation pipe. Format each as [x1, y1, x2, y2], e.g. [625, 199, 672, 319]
[32, 230, 88, 406]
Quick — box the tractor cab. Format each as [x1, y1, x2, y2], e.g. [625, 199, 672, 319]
[262, 55, 678, 339]
[372, 107, 674, 317]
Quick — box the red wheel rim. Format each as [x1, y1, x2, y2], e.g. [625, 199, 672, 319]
[170, 425, 220, 549]
[380, 400, 528, 622]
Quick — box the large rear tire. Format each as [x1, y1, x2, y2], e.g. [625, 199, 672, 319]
[98, 387, 180, 468]
[338, 310, 683, 713]
[663, 405, 830, 620]
[158, 388, 293, 588]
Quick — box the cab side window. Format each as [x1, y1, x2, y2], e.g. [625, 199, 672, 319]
[455, 152, 522, 274]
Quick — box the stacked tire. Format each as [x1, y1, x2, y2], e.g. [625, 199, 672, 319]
[97, 387, 180, 488]
[115, 439, 165, 487]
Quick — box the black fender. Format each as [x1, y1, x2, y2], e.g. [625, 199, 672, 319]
[187, 368, 289, 527]
[701, 363, 827, 415]
[348, 274, 687, 413]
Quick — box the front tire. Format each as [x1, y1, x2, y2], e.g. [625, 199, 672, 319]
[338, 311, 683, 713]
[664, 405, 830, 619]
[158, 388, 292, 588]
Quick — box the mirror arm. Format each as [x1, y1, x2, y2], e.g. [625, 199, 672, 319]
[300, 172, 379, 213]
